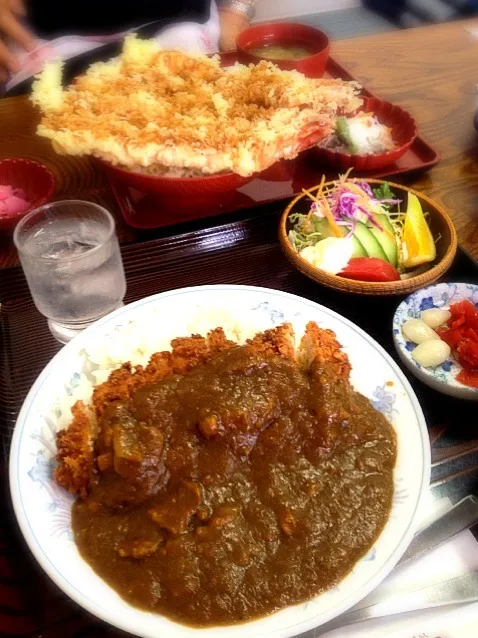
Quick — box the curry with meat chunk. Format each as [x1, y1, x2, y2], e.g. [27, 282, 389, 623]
[56, 322, 396, 626]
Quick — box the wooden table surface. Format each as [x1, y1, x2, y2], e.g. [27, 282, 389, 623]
[0, 19, 477, 269]
[334, 19, 478, 260]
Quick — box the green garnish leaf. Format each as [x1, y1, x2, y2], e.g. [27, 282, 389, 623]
[336, 117, 359, 154]
[373, 183, 395, 202]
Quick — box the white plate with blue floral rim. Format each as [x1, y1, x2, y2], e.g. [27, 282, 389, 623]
[393, 282, 478, 401]
[9, 285, 430, 638]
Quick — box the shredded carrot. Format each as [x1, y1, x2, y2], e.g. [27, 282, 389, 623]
[340, 167, 354, 182]
[321, 195, 342, 237]
[304, 175, 325, 230]
[302, 181, 342, 238]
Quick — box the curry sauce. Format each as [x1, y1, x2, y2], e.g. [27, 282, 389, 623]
[70, 332, 396, 627]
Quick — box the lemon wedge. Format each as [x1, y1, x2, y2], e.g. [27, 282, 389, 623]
[402, 193, 436, 268]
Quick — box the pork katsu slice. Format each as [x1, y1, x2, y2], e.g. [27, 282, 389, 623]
[299, 321, 396, 460]
[299, 321, 360, 448]
[54, 322, 388, 500]
[55, 401, 97, 499]
[298, 321, 351, 381]
[55, 328, 236, 497]
[246, 323, 296, 360]
[92, 327, 235, 421]
[169, 327, 237, 374]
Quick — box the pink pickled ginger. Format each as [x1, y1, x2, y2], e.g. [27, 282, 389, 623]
[0, 185, 31, 217]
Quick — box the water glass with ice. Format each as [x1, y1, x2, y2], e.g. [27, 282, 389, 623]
[14, 200, 126, 344]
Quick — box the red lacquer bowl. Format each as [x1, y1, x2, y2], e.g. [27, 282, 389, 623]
[0, 158, 55, 233]
[236, 22, 330, 78]
[98, 160, 254, 199]
[313, 97, 418, 171]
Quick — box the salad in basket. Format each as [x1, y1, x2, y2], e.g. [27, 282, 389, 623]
[288, 173, 437, 283]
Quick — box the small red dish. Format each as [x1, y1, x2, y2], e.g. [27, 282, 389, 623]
[236, 22, 329, 78]
[0, 158, 55, 233]
[313, 97, 418, 171]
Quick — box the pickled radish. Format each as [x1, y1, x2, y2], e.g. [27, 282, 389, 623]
[411, 340, 451, 367]
[420, 308, 451, 329]
[402, 318, 439, 344]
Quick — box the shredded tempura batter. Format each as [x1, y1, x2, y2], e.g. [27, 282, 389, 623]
[32, 35, 362, 177]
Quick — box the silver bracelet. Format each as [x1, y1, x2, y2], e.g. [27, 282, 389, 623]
[218, 0, 257, 20]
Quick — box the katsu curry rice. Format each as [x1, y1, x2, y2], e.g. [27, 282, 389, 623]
[55, 322, 396, 626]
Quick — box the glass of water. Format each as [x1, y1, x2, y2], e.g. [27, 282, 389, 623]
[14, 200, 127, 344]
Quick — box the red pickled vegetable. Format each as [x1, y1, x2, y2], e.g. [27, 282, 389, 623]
[456, 338, 478, 369]
[339, 257, 400, 282]
[0, 184, 30, 217]
[450, 299, 478, 329]
[437, 327, 462, 349]
[438, 298, 478, 389]
[457, 369, 478, 388]
[464, 327, 478, 342]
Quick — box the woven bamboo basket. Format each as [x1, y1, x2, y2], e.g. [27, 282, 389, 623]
[279, 179, 457, 296]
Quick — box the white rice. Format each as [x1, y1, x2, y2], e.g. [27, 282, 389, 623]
[121, 163, 227, 178]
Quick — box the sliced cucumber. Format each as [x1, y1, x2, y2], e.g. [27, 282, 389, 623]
[351, 236, 367, 258]
[336, 117, 358, 154]
[315, 219, 367, 258]
[370, 214, 398, 267]
[353, 221, 388, 261]
[314, 217, 329, 236]
[315, 218, 338, 239]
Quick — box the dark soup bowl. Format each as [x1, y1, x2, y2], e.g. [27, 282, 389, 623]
[236, 22, 330, 78]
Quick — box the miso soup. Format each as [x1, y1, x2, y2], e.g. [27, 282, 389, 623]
[248, 41, 315, 61]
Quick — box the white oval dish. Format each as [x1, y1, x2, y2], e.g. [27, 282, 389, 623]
[393, 282, 478, 401]
[10, 285, 430, 638]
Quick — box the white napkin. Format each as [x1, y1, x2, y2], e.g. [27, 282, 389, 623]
[323, 493, 478, 638]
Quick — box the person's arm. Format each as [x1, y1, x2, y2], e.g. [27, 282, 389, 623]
[217, 0, 257, 51]
[0, 0, 36, 84]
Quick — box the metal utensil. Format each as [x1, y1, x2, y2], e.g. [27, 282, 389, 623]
[298, 495, 478, 637]
[349, 495, 478, 613]
[312, 571, 478, 636]
[399, 495, 478, 568]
